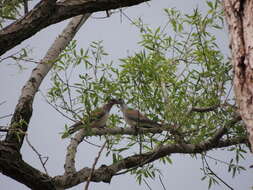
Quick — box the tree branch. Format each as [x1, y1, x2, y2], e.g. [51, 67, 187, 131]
[66, 126, 171, 137]
[55, 115, 245, 188]
[64, 114, 241, 138]
[64, 128, 87, 174]
[0, 141, 56, 190]
[0, 9, 164, 189]
[0, 115, 245, 190]
[25, 135, 49, 175]
[5, 14, 90, 150]
[84, 141, 107, 190]
[54, 134, 247, 188]
[0, 0, 149, 56]
[190, 104, 220, 113]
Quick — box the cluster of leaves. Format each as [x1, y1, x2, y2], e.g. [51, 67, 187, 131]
[47, 1, 247, 188]
[0, 0, 27, 27]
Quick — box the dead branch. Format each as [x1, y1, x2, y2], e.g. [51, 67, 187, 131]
[25, 135, 49, 175]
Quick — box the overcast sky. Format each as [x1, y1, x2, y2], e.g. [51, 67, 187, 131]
[1, 0, 253, 190]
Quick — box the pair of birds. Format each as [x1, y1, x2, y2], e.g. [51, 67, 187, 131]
[62, 99, 161, 138]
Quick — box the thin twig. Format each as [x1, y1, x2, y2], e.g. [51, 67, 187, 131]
[143, 178, 152, 190]
[84, 141, 107, 190]
[0, 127, 9, 132]
[158, 175, 166, 190]
[0, 114, 13, 120]
[203, 155, 234, 190]
[83, 139, 102, 148]
[205, 154, 245, 171]
[64, 70, 73, 111]
[224, 83, 233, 103]
[121, 11, 147, 33]
[0, 127, 23, 133]
[206, 154, 234, 166]
[0, 101, 6, 106]
[55, 73, 73, 113]
[23, 0, 28, 14]
[39, 90, 76, 122]
[0, 50, 22, 63]
[25, 135, 49, 175]
[54, 73, 80, 119]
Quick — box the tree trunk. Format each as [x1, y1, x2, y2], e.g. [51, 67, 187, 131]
[223, 0, 253, 151]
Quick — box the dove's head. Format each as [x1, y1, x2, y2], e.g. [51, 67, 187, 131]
[103, 99, 119, 112]
[114, 99, 128, 110]
[108, 99, 119, 105]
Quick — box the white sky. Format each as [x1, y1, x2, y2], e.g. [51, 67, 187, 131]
[0, 0, 253, 189]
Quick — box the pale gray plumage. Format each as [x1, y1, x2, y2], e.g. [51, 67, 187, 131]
[117, 99, 161, 128]
[62, 99, 117, 138]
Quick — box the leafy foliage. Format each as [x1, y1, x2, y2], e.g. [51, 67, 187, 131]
[46, 1, 247, 189]
[0, 0, 26, 27]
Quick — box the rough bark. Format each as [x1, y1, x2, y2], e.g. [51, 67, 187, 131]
[223, 0, 253, 152]
[0, 142, 56, 190]
[0, 0, 149, 56]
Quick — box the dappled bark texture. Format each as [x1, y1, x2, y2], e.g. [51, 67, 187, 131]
[223, 0, 253, 152]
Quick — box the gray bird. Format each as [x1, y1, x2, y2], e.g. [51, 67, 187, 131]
[62, 99, 118, 138]
[117, 99, 161, 128]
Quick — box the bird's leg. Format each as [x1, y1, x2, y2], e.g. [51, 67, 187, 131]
[133, 125, 144, 155]
[170, 125, 186, 143]
[98, 125, 106, 129]
[133, 125, 139, 136]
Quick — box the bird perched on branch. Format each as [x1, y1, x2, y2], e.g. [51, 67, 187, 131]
[116, 99, 161, 128]
[62, 99, 118, 138]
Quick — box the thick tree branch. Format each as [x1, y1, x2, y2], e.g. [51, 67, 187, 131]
[56, 116, 243, 188]
[199, 114, 242, 148]
[0, 0, 56, 56]
[64, 127, 87, 174]
[0, 141, 56, 190]
[5, 14, 90, 150]
[0, 0, 149, 56]
[0, 115, 244, 190]
[54, 134, 247, 188]
[63, 124, 181, 174]
[62, 115, 241, 177]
